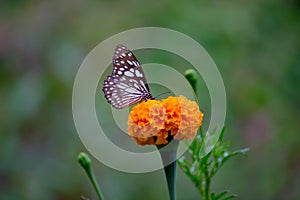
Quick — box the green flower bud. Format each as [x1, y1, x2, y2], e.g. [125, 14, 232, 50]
[78, 152, 91, 171]
[78, 152, 104, 200]
[184, 69, 199, 92]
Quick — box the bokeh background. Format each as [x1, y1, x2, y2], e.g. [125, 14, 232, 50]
[1, 0, 300, 199]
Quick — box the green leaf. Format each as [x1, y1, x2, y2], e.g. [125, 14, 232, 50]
[232, 148, 250, 156]
[217, 127, 226, 143]
[211, 192, 216, 200]
[199, 126, 222, 158]
[221, 148, 250, 166]
[223, 194, 238, 200]
[199, 127, 205, 139]
[177, 126, 249, 200]
[214, 191, 228, 200]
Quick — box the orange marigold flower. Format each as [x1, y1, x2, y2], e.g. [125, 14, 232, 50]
[128, 95, 203, 145]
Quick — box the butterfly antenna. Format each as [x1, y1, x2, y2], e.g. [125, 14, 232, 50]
[154, 92, 173, 99]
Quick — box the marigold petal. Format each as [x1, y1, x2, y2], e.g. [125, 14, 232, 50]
[128, 95, 203, 145]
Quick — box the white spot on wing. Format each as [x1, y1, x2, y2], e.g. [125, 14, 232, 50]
[125, 88, 139, 93]
[116, 84, 126, 89]
[132, 61, 139, 67]
[120, 76, 126, 81]
[135, 70, 143, 77]
[133, 83, 139, 89]
[124, 71, 134, 77]
[140, 80, 147, 91]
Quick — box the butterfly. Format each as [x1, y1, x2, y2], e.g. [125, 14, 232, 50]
[102, 44, 154, 109]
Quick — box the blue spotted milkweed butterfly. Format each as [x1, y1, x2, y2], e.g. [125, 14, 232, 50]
[102, 44, 154, 109]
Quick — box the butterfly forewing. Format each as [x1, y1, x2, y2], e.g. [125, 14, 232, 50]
[102, 44, 153, 109]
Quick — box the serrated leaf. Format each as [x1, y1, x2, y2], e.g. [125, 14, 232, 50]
[214, 191, 228, 200]
[177, 126, 249, 200]
[217, 127, 226, 143]
[178, 157, 191, 167]
[221, 148, 250, 165]
[223, 194, 238, 200]
[199, 126, 205, 139]
[232, 148, 250, 156]
[211, 192, 216, 200]
[190, 161, 200, 175]
[199, 126, 223, 158]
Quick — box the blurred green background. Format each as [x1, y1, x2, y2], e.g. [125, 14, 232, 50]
[1, 0, 300, 199]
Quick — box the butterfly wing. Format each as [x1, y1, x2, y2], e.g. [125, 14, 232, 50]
[102, 44, 152, 109]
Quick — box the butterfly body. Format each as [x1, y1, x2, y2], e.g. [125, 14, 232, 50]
[102, 44, 153, 109]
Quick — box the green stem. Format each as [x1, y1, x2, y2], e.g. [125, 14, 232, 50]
[157, 140, 179, 200]
[204, 165, 211, 200]
[164, 158, 177, 200]
[78, 152, 104, 200]
[86, 167, 104, 200]
[205, 177, 211, 200]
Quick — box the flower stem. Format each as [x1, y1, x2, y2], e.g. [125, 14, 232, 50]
[165, 160, 176, 200]
[205, 175, 211, 200]
[87, 167, 103, 200]
[157, 140, 179, 200]
[203, 156, 211, 200]
[78, 152, 104, 200]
